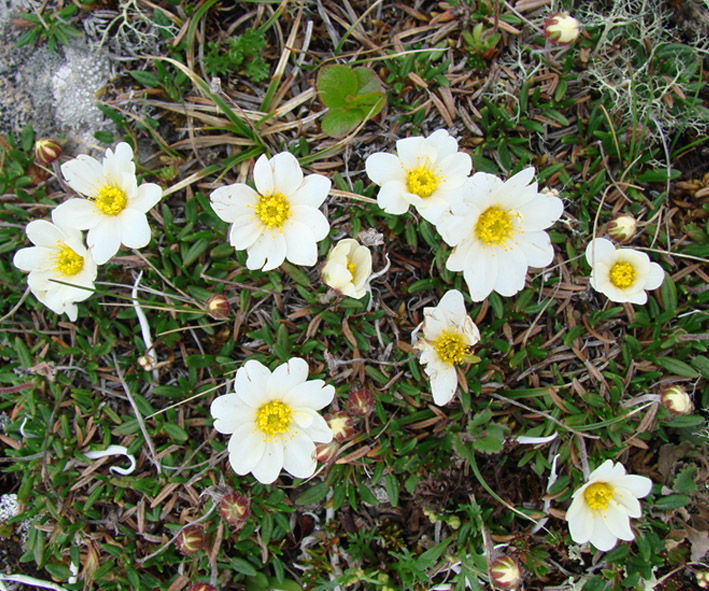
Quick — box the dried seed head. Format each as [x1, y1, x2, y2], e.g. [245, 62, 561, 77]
[176, 525, 205, 555]
[544, 13, 580, 45]
[205, 294, 230, 320]
[661, 385, 694, 415]
[219, 492, 250, 526]
[27, 162, 50, 186]
[346, 388, 375, 417]
[607, 214, 637, 243]
[325, 411, 356, 442]
[490, 555, 522, 589]
[34, 138, 63, 166]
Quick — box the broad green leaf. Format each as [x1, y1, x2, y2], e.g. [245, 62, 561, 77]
[321, 108, 365, 138]
[295, 482, 329, 505]
[317, 65, 358, 108]
[354, 66, 383, 95]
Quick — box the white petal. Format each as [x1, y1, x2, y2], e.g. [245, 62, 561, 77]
[25, 219, 65, 248]
[14, 247, 48, 272]
[585, 238, 616, 268]
[438, 151, 472, 183]
[104, 143, 136, 179]
[430, 365, 458, 405]
[282, 432, 317, 479]
[395, 136, 425, 168]
[492, 248, 528, 297]
[131, 183, 162, 212]
[617, 474, 652, 499]
[119, 209, 151, 249]
[588, 519, 618, 551]
[283, 221, 319, 266]
[567, 500, 592, 543]
[644, 263, 665, 291]
[297, 410, 333, 442]
[52, 199, 102, 231]
[251, 441, 285, 484]
[87, 218, 122, 264]
[415, 196, 449, 225]
[210, 184, 258, 223]
[290, 174, 331, 208]
[246, 232, 287, 271]
[426, 129, 458, 160]
[235, 360, 272, 407]
[229, 218, 261, 250]
[459, 243, 498, 302]
[61, 155, 105, 197]
[518, 231, 555, 268]
[377, 180, 410, 215]
[365, 152, 405, 185]
[283, 380, 335, 410]
[253, 154, 275, 196]
[517, 193, 564, 231]
[271, 152, 304, 194]
[604, 504, 634, 541]
[228, 425, 265, 475]
[266, 358, 309, 397]
[210, 394, 254, 434]
[495, 168, 538, 209]
[290, 206, 330, 241]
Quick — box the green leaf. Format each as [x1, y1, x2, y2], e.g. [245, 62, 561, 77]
[658, 273, 675, 314]
[673, 465, 698, 494]
[231, 557, 258, 576]
[295, 482, 329, 506]
[129, 70, 161, 88]
[654, 493, 690, 510]
[321, 108, 365, 138]
[317, 65, 359, 108]
[691, 355, 709, 379]
[473, 434, 504, 454]
[162, 423, 188, 443]
[655, 356, 699, 378]
[384, 473, 399, 507]
[349, 91, 386, 117]
[354, 66, 383, 94]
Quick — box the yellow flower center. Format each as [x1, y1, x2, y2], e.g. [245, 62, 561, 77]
[475, 206, 516, 247]
[609, 260, 636, 289]
[433, 329, 470, 366]
[51, 242, 84, 276]
[583, 481, 615, 512]
[406, 158, 442, 198]
[346, 256, 356, 279]
[255, 400, 293, 441]
[255, 191, 291, 229]
[94, 177, 127, 215]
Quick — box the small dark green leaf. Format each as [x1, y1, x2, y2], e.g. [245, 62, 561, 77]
[295, 482, 329, 506]
[129, 70, 160, 88]
[654, 494, 690, 510]
[384, 473, 399, 507]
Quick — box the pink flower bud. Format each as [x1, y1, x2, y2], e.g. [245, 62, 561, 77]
[325, 411, 356, 441]
[544, 13, 580, 45]
[176, 525, 205, 555]
[34, 138, 63, 166]
[219, 492, 250, 527]
[490, 555, 522, 589]
[346, 388, 375, 417]
[188, 584, 217, 591]
[205, 294, 230, 320]
[607, 214, 637, 243]
[314, 441, 339, 464]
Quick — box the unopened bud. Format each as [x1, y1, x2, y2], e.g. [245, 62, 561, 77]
[325, 411, 356, 441]
[314, 441, 339, 464]
[219, 492, 250, 526]
[346, 388, 375, 417]
[137, 354, 156, 371]
[490, 555, 522, 589]
[544, 13, 580, 45]
[205, 294, 230, 320]
[34, 138, 63, 166]
[446, 515, 461, 530]
[189, 584, 217, 591]
[607, 214, 636, 243]
[661, 385, 694, 415]
[697, 571, 709, 589]
[176, 525, 205, 555]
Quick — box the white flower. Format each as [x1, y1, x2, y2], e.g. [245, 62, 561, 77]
[52, 142, 163, 265]
[565, 460, 652, 551]
[544, 13, 580, 45]
[13, 218, 97, 321]
[585, 238, 665, 304]
[365, 129, 472, 224]
[413, 290, 480, 405]
[210, 358, 334, 484]
[437, 168, 563, 302]
[321, 238, 372, 299]
[660, 385, 693, 415]
[210, 152, 331, 271]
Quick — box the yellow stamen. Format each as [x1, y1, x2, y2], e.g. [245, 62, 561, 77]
[609, 261, 636, 289]
[475, 206, 516, 247]
[255, 191, 291, 229]
[406, 158, 442, 198]
[255, 400, 293, 442]
[346, 256, 356, 279]
[51, 243, 84, 276]
[433, 329, 470, 366]
[94, 177, 127, 215]
[583, 481, 615, 513]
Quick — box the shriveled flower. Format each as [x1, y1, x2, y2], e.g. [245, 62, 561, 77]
[606, 213, 637, 243]
[661, 385, 693, 415]
[585, 238, 665, 304]
[210, 152, 331, 271]
[210, 358, 334, 484]
[565, 460, 652, 551]
[437, 168, 563, 301]
[13, 219, 97, 321]
[321, 238, 372, 299]
[544, 13, 580, 45]
[413, 289, 480, 405]
[53, 143, 162, 265]
[365, 129, 471, 224]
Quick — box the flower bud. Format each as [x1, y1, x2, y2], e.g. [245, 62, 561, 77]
[314, 441, 339, 464]
[34, 138, 63, 166]
[325, 411, 356, 441]
[219, 492, 250, 527]
[661, 385, 694, 415]
[137, 354, 156, 371]
[697, 571, 709, 589]
[321, 239, 373, 300]
[346, 388, 375, 417]
[189, 584, 217, 591]
[205, 294, 230, 320]
[176, 525, 205, 555]
[544, 13, 580, 45]
[607, 214, 636, 243]
[490, 555, 522, 590]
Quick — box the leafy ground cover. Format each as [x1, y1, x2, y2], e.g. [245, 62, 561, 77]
[1, 0, 709, 590]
